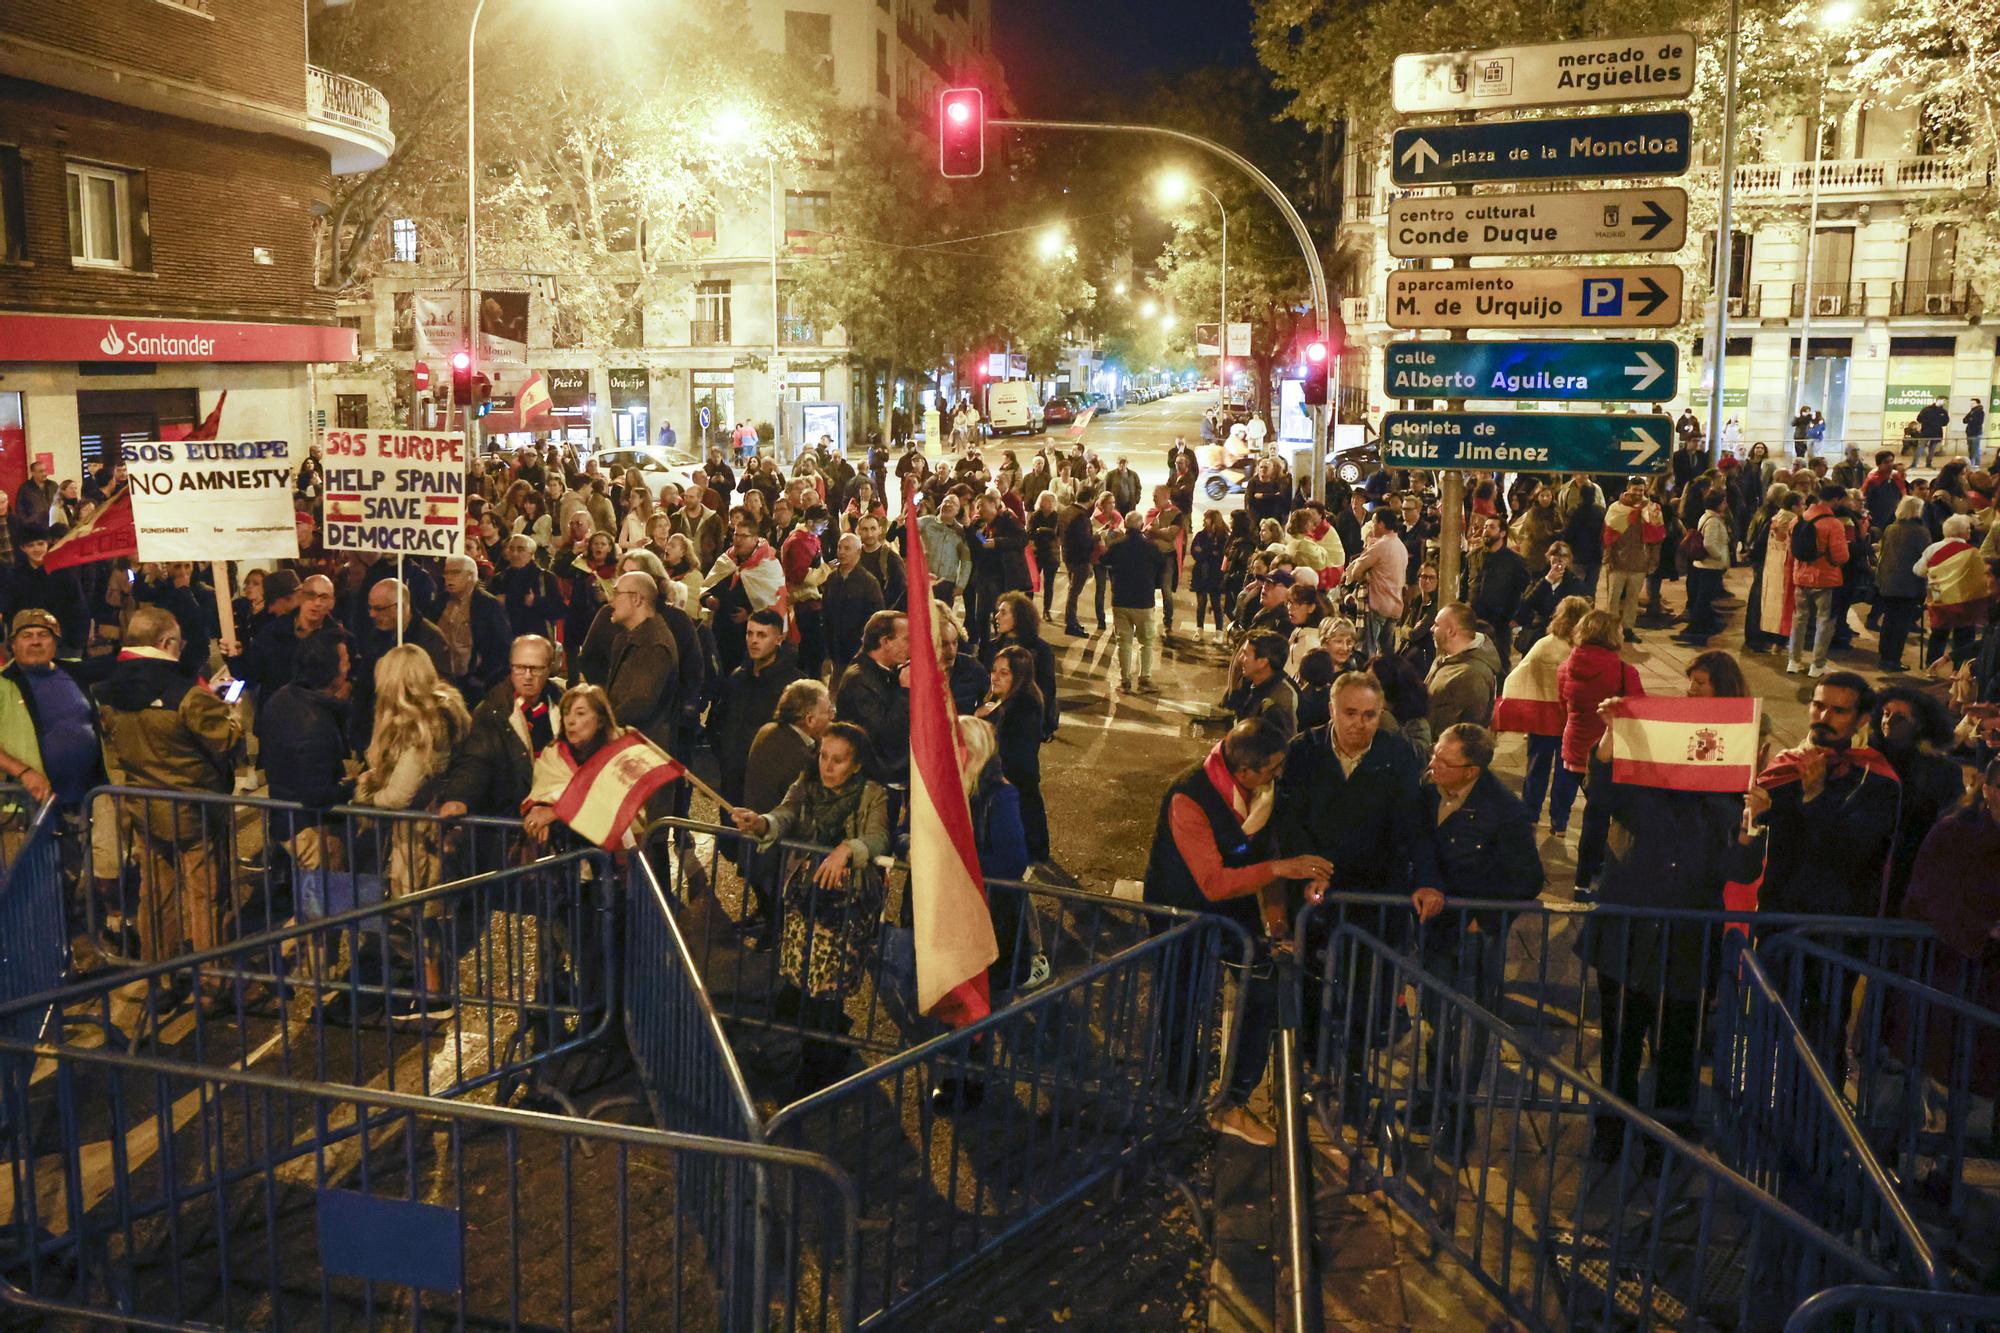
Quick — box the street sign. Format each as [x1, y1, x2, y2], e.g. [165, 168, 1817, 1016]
[1390, 111, 1690, 187]
[1393, 33, 1695, 114]
[1387, 187, 1687, 259]
[1384, 341, 1679, 402]
[1381, 411, 1671, 474]
[1387, 265, 1683, 330]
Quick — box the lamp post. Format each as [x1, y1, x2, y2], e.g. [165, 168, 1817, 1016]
[463, 0, 490, 466]
[1790, 0, 1860, 451]
[1159, 172, 1228, 417]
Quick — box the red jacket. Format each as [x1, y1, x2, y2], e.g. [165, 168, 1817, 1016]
[1557, 642, 1643, 771]
[1793, 503, 1850, 589]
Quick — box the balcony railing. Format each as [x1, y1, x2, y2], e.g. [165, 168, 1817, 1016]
[306, 65, 394, 173]
[689, 319, 731, 346]
[779, 317, 821, 347]
[1705, 286, 1762, 319]
[1890, 279, 1978, 317]
[1787, 282, 1868, 318]
[1717, 154, 1990, 199]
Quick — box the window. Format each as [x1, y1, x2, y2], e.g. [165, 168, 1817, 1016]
[391, 292, 415, 350]
[693, 281, 731, 344]
[1702, 230, 1754, 299]
[779, 283, 819, 345]
[876, 31, 890, 96]
[785, 190, 831, 238]
[66, 161, 145, 270]
[687, 207, 716, 240]
[784, 11, 834, 81]
[613, 282, 643, 348]
[335, 394, 370, 428]
[1810, 226, 1855, 286]
[1906, 224, 1958, 286]
[0, 147, 24, 264]
[390, 218, 418, 262]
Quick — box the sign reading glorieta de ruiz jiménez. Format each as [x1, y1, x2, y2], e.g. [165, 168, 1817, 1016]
[320, 429, 466, 556]
[123, 438, 302, 562]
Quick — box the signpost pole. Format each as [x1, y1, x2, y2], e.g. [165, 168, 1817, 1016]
[1704, 0, 1742, 463]
[1437, 115, 1474, 606]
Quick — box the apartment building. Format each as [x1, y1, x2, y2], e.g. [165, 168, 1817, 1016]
[0, 0, 389, 483]
[1340, 89, 1995, 456]
[321, 0, 1008, 458]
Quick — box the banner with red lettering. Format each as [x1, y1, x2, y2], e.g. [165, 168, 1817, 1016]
[320, 428, 466, 556]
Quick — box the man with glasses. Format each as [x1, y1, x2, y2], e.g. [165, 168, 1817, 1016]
[232, 573, 352, 697]
[437, 635, 562, 819]
[604, 572, 681, 757]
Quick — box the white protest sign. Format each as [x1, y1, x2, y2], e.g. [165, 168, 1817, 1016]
[320, 429, 466, 555]
[123, 438, 301, 562]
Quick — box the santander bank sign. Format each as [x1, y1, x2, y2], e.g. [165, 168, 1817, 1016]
[0, 312, 356, 363]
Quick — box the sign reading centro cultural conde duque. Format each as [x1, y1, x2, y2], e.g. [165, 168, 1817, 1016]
[123, 438, 302, 562]
[321, 429, 466, 556]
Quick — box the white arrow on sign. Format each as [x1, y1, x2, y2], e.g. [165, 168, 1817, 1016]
[1400, 138, 1439, 175]
[1624, 350, 1666, 394]
[1620, 429, 1663, 469]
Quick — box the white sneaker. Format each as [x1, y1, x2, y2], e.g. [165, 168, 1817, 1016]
[1808, 663, 1826, 678]
[1785, 659, 1804, 674]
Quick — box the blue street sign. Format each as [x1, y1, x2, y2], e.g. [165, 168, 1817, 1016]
[1390, 111, 1691, 187]
[1381, 412, 1671, 474]
[1384, 341, 1678, 402]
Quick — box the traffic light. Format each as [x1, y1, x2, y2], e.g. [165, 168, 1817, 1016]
[1302, 337, 1329, 406]
[473, 373, 493, 418]
[450, 349, 473, 406]
[939, 88, 984, 178]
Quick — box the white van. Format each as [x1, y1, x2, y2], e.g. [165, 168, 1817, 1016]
[984, 380, 1042, 436]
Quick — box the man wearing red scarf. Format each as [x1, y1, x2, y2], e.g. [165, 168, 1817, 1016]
[1142, 718, 1331, 1147]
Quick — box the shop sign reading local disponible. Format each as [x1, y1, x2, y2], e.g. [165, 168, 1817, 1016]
[321, 430, 466, 555]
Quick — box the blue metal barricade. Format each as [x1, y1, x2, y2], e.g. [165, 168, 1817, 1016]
[1784, 1284, 2000, 1332]
[1710, 941, 1942, 1291]
[0, 796, 65, 1046]
[1309, 922, 1897, 1331]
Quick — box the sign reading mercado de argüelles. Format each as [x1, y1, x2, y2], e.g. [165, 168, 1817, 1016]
[1392, 32, 1696, 114]
[1381, 411, 1671, 475]
[1384, 340, 1678, 402]
[1387, 186, 1687, 260]
[1387, 265, 1683, 331]
[1390, 111, 1691, 188]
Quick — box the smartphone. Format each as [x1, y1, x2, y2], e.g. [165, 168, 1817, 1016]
[214, 679, 245, 704]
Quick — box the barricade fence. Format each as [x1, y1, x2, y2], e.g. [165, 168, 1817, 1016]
[0, 794, 66, 1045]
[1312, 923, 1898, 1331]
[1709, 944, 1942, 1291]
[80, 785, 535, 973]
[1783, 1284, 2000, 1332]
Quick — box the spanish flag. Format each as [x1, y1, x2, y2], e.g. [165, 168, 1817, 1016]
[515, 370, 553, 425]
[526, 732, 685, 849]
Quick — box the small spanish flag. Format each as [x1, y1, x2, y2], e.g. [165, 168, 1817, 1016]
[515, 370, 553, 424]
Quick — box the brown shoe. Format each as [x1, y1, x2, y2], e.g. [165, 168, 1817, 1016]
[1210, 1104, 1276, 1147]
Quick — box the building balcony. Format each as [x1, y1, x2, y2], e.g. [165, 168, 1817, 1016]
[779, 317, 821, 347]
[1890, 279, 1980, 318]
[1702, 286, 1764, 319]
[689, 319, 731, 346]
[1716, 154, 1990, 201]
[1784, 282, 1868, 319]
[306, 65, 394, 174]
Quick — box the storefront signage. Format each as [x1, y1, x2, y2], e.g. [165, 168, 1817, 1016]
[0, 312, 356, 363]
[547, 368, 593, 417]
[608, 368, 648, 411]
[320, 429, 466, 555]
[123, 438, 301, 560]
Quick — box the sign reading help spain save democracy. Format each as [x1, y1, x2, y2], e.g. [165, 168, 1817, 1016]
[122, 438, 302, 562]
[320, 429, 466, 556]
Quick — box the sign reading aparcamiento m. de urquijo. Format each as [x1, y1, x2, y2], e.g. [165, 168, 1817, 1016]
[321, 429, 466, 556]
[123, 438, 301, 562]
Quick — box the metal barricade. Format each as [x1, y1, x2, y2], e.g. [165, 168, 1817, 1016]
[1311, 922, 1896, 1331]
[1784, 1284, 2000, 1332]
[1710, 942, 1942, 1290]
[82, 784, 535, 970]
[0, 796, 65, 1045]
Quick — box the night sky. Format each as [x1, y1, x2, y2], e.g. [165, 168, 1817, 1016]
[994, 0, 1257, 113]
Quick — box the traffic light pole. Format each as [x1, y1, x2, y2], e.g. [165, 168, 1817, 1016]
[991, 117, 1331, 502]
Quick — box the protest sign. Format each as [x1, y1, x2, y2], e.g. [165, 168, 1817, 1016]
[321, 429, 466, 555]
[123, 438, 300, 562]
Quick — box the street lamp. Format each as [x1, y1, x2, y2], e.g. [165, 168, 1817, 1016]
[1160, 313, 1177, 332]
[1037, 226, 1067, 262]
[1790, 0, 1859, 443]
[1139, 299, 1158, 318]
[1112, 281, 1128, 297]
[1158, 169, 1227, 416]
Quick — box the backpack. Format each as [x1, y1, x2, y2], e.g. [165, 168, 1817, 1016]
[1789, 514, 1823, 563]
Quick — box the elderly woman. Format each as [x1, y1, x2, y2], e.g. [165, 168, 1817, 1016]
[1915, 514, 1993, 668]
[730, 721, 889, 1095]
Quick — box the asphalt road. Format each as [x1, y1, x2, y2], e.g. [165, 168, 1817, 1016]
[988, 390, 1217, 491]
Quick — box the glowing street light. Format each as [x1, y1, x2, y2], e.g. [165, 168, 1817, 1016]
[1113, 281, 1128, 297]
[1160, 313, 1177, 331]
[1037, 227, 1067, 261]
[1140, 299, 1158, 318]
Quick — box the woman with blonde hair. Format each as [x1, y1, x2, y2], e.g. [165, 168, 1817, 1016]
[354, 643, 473, 1019]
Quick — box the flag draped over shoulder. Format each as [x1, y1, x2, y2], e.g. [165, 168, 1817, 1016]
[905, 494, 997, 1026]
[526, 732, 685, 849]
[1609, 696, 1761, 793]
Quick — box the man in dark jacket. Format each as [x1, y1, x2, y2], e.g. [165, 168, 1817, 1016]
[964, 493, 1031, 653]
[1058, 500, 1097, 635]
[736, 678, 834, 945]
[1412, 723, 1542, 1150]
[604, 572, 680, 756]
[254, 633, 353, 809]
[709, 609, 803, 807]
[236, 574, 353, 697]
[834, 609, 910, 784]
[436, 635, 561, 819]
[350, 578, 452, 744]
[820, 534, 884, 667]
[1224, 633, 1298, 740]
[437, 554, 511, 702]
[1101, 512, 1166, 693]
[11, 526, 89, 654]
[1106, 458, 1142, 514]
[1466, 517, 1530, 668]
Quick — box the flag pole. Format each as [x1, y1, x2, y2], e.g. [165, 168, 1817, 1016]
[211, 561, 236, 659]
[395, 553, 405, 646]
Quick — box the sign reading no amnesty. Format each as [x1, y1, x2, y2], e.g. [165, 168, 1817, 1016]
[123, 438, 302, 562]
[321, 429, 466, 555]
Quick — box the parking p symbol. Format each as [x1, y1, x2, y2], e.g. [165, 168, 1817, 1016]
[1583, 280, 1624, 317]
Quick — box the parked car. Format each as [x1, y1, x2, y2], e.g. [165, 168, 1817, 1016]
[1041, 395, 1079, 427]
[596, 444, 707, 498]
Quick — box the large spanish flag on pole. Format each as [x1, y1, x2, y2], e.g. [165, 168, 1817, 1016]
[1609, 696, 1762, 793]
[906, 495, 997, 1026]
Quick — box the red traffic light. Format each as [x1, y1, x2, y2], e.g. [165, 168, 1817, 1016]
[1302, 333, 1330, 405]
[450, 350, 472, 372]
[1304, 340, 1328, 363]
[450, 349, 474, 405]
[939, 88, 985, 179]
